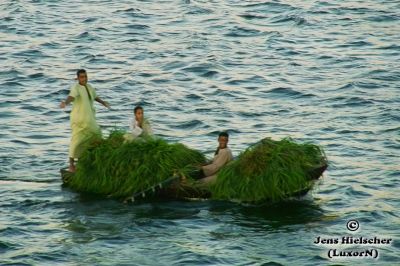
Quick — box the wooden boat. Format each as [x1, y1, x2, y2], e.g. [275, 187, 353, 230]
[60, 163, 327, 203]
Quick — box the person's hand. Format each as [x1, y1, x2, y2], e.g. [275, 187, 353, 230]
[60, 101, 66, 109]
[137, 118, 144, 128]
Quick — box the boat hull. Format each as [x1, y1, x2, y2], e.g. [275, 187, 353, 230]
[60, 163, 327, 203]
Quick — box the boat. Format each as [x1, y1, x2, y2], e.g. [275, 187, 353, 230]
[61, 163, 327, 203]
[60, 133, 328, 204]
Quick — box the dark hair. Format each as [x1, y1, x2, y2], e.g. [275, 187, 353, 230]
[134, 106, 143, 114]
[218, 131, 229, 138]
[76, 69, 86, 77]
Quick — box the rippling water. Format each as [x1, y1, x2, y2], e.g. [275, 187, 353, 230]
[1, 0, 399, 265]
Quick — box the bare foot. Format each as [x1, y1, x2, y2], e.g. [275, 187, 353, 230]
[68, 165, 76, 173]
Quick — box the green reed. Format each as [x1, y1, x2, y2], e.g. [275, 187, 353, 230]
[210, 137, 327, 203]
[68, 130, 206, 198]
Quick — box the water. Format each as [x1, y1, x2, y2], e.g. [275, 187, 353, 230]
[1, 0, 399, 265]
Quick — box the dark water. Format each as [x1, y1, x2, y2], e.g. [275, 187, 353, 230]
[1, 0, 399, 265]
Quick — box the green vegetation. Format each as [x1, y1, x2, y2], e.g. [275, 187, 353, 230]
[65, 133, 326, 203]
[68, 131, 206, 198]
[210, 137, 326, 203]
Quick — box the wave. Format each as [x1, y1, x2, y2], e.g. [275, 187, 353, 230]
[263, 87, 315, 99]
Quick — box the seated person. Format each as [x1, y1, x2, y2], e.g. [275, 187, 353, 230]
[199, 131, 233, 184]
[124, 106, 153, 141]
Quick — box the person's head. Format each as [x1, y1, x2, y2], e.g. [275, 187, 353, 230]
[134, 106, 144, 121]
[218, 131, 229, 149]
[76, 69, 88, 85]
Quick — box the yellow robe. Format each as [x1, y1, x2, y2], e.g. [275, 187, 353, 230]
[68, 83, 101, 159]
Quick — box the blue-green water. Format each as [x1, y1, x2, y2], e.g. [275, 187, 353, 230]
[1, 1, 399, 265]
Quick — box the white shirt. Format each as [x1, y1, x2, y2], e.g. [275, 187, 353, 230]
[130, 118, 153, 138]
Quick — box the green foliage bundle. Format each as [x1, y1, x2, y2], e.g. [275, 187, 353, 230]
[210, 137, 326, 203]
[68, 131, 206, 198]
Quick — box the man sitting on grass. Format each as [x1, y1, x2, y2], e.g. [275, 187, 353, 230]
[124, 106, 152, 141]
[199, 131, 233, 184]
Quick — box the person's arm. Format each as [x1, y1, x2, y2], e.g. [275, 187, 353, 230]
[131, 121, 143, 137]
[61, 85, 79, 108]
[95, 97, 110, 109]
[60, 96, 74, 108]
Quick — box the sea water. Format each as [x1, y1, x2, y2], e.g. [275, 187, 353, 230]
[0, 1, 399, 265]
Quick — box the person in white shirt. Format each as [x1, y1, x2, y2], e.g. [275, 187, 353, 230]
[124, 106, 152, 141]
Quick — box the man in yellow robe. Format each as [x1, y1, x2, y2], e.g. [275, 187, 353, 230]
[60, 69, 110, 172]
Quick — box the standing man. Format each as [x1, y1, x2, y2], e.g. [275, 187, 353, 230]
[60, 69, 110, 172]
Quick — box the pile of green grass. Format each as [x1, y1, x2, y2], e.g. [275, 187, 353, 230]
[210, 137, 326, 203]
[68, 131, 206, 198]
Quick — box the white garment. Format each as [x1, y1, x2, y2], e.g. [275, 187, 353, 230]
[124, 118, 153, 142]
[131, 119, 143, 138]
[130, 118, 152, 137]
[202, 147, 233, 177]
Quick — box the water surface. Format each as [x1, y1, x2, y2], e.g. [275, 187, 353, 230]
[1, 0, 399, 265]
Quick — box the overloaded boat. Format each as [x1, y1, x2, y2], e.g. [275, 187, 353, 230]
[61, 131, 327, 204]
